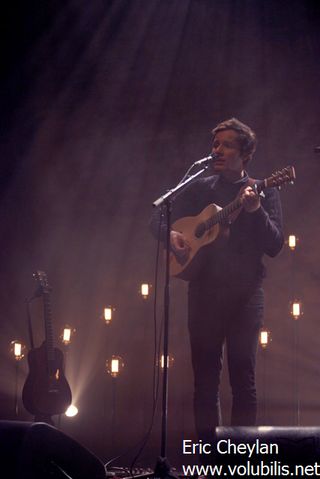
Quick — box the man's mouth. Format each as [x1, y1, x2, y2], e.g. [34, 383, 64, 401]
[213, 158, 225, 166]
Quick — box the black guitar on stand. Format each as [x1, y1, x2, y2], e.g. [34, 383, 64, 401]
[22, 271, 72, 424]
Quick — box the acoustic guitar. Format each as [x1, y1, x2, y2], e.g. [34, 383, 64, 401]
[169, 166, 296, 281]
[22, 271, 72, 419]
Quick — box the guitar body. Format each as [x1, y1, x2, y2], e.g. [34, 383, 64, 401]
[170, 203, 222, 280]
[22, 341, 72, 417]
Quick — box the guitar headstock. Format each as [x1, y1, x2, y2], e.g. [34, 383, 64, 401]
[33, 270, 51, 295]
[265, 166, 296, 189]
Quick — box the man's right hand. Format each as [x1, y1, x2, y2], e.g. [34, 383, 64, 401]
[170, 230, 190, 257]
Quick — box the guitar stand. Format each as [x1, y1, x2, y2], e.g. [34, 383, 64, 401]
[34, 413, 54, 426]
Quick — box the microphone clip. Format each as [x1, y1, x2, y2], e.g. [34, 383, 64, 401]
[194, 153, 218, 166]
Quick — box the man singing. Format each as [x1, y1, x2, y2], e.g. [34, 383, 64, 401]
[151, 118, 283, 447]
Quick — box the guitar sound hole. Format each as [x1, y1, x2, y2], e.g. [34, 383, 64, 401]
[195, 222, 206, 238]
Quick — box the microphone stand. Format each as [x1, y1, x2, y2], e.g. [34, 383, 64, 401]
[152, 155, 213, 478]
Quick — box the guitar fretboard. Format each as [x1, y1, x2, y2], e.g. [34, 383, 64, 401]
[43, 293, 55, 366]
[206, 197, 242, 229]
[202, 181, 264, 232]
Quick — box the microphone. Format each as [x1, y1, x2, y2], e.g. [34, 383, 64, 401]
[315, 147, 320, 153]
[194, 153, 218, 165]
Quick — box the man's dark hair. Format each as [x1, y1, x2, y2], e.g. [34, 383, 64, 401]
[212, 118, 257, 165]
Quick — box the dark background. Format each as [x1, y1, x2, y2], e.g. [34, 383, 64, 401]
[0, 0, 320, 468]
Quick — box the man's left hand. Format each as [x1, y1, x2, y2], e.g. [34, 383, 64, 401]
[240, 186, 261, 213]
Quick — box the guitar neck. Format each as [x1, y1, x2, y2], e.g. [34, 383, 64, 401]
[205, 194, 244, 230]
[206, 179, 267, 229]
[43, 292, 55, 364]
[214, 196, 242, 225]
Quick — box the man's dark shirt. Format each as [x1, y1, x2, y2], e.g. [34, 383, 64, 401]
[151, 172, 284, 291]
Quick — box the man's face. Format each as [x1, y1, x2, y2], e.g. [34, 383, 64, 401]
[211, 129, 247, 177]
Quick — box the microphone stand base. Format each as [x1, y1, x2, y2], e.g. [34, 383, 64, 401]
[153, 456, 179, 479]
